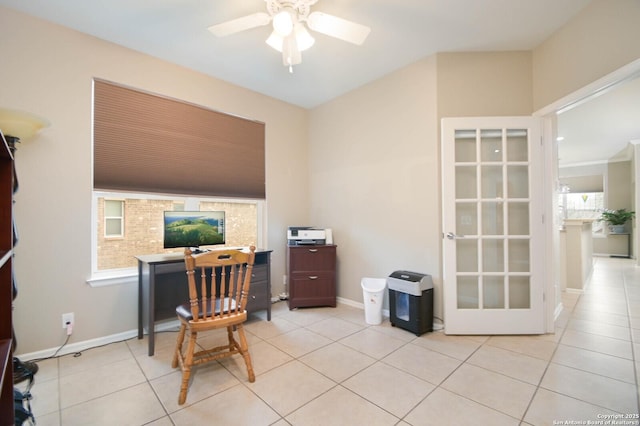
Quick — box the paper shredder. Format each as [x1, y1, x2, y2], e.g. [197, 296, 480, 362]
[387, 270, 433, 336]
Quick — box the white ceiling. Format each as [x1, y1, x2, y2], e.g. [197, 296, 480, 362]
[2, 0, 638, 166]
[557, 75, 640, 167]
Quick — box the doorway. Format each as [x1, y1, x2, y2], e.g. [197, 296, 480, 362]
[536, 58, 640, 323]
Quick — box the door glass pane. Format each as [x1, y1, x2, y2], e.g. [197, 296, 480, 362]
[482, 202, 503, 235]
[509, 276, 530, 308]
[457, 276, 478, 309]
[508, 239, 530, 272]
[481, 166, 503, 198]
[507, 165, 528, 198]
[483, 276, 505, 309]
[480, 130, 502, 162]
[506, 129, 528, 161]
[456, 166, 477, 199]
[508, 202, 529, 235]
[456, 203, 477, 236]
[457, 239, 478, 272]
[482, 239, 504, 272]
[455, 130, 476, 162]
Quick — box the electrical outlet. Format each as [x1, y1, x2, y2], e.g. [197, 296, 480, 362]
[62, 312, 74, 329]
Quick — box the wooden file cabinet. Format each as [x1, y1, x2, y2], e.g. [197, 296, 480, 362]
[287, 245, 337, 309]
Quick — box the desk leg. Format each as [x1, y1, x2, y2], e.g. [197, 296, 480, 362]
[147, 264, 156, 356]
[138, 261, 156, 356]
[138, 261, 143, 340]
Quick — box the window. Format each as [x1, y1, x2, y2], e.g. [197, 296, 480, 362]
[558, 189, 605, 234]
[90, 79, 266, 285]
[104, 199, 124, 237]
[93, 192, 262, 277]
[558, 174, 605, 235]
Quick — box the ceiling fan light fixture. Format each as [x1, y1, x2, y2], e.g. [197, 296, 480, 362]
[294, 23, 315, 51]
[282, 34, 301, 66]
[272, 8, 294, 37]
[211, 0, 371, 72]
[266, 23, 314, 53]
[266, 31, 283, 51]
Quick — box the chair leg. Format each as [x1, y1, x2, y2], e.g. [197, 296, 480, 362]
[236, 324, 255, 382]
[226, 326, 235, 351]
[172, 323, 186, 369]
[178, 330, 197, 405]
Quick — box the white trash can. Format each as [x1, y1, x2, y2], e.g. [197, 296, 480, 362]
[361, 278, 387, 325]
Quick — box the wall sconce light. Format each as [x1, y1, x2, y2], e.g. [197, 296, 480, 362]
[0, 107, 50, 150]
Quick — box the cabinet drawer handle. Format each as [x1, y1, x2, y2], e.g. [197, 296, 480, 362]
[308, 249, 318, 253]
[308, 276, 318, 280]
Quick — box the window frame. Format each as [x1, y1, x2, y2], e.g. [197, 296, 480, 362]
[558, 189, 606, 237]
[103, 199, 124, 238]
[88, 191, 266, 287]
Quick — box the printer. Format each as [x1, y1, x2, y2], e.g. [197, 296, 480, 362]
[287, 226, 332, 245]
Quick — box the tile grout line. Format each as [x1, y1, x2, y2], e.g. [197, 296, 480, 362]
[519, 287, 580, 424]
[621, 263, 640, 414]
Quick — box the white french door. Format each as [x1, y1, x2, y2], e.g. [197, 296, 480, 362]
[442, 117, 545, 335]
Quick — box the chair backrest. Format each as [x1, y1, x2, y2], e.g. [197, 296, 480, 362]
[183, 246, 256, 323]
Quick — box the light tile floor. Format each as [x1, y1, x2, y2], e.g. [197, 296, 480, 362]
[19, 257, 640, 425]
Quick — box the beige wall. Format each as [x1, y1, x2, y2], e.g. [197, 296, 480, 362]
[0, 7, 309, 354]
[309, 57, 441, 315]
[533, 0, 640, 110]
[437, 51, 533, 117]
[604, 161, 634, 256]
[307, 51, 534, 319]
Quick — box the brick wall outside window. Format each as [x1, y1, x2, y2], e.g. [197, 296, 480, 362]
[97, 197, 257, 270]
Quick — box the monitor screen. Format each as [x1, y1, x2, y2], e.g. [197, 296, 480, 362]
[163, 211, 225, 249]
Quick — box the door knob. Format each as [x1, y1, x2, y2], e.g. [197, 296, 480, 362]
[445, 232, 463, 240]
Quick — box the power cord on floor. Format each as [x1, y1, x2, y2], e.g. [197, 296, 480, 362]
[21, 326, 182, 371]
[29, 333, 74, 363]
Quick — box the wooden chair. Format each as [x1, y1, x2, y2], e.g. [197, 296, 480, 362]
[172, 246, 256, 405]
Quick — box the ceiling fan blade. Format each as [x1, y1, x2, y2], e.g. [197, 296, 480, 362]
[208, 12, 271, 37]
[306, 12, 370, 45]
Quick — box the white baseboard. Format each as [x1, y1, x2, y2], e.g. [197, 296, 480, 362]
[336, 297, 389, 318]
[19, 297, 420, 362]
[336, 296, 363, 310]
[16, 320, 181, 362]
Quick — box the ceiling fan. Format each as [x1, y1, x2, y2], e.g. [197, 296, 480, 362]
[208, 0, 371, 72]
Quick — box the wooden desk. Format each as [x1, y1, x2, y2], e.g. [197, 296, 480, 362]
[136, 248, 272, 356]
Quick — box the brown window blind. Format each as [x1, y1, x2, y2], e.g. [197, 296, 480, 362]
[93, 79, 265, 199]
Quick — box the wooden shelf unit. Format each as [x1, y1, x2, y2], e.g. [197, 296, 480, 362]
[0, 131, 15, 424]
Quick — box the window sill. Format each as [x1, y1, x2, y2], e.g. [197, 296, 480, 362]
[87, 268, 138, 287]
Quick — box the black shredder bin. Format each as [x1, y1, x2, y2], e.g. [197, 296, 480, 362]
[387, 270, 433, 336]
